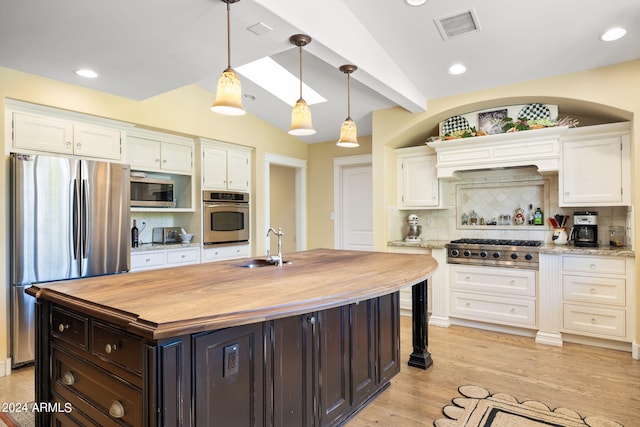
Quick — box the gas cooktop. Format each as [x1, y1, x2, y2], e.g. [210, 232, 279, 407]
[446, 239, 542, 269]
[448, 239, 543, 247]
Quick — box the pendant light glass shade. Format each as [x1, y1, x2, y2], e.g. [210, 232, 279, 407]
[337, 117, 358, 147]
[337, 64, 359, 147]
[288, 34, 315, 136]
[211, 0, 246, 116]
[211, 67, 245, 115]
[289, 98, 315, 135]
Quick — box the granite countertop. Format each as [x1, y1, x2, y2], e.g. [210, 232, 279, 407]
[539, 243, 635, 257]
[131, 242, 200, 252]
[388, 240, 634, 257]
[387, 240, 449, 249]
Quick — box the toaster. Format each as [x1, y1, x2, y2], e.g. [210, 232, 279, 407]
[152, 227, 182, 244]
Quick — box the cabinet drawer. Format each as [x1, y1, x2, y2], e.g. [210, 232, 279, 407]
[450, 265, 536, 296]
[52, 347, 142, 426]
[562, 255, 626, 275]
[52, 307, 88, 350]
[563, 275, 626, 306]
[91, 322, 143, 375]
[131, 251, 165, 269]
[166, 248, 199, 265]
[202, 244, 250, 262]
[563, 304, 626, 338]
[450, 291, 536, 327]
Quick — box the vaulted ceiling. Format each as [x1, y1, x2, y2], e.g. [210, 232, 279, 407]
[1, 0, 638, 143]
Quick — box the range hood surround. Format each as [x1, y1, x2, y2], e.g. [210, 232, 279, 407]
[427, 126, 570, 179]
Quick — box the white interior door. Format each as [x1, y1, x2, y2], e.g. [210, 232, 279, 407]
[334, 155, 373, 251]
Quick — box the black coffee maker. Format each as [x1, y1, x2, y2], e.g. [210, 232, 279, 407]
[571, 211, 598, 247]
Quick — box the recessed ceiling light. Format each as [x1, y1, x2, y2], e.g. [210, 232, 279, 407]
[236, 57, 326, 107]
[404, 0, 428, 6]
[74, 69, 98, 78]
[601, 27, 627, 41]
[448, 63, 467, 75]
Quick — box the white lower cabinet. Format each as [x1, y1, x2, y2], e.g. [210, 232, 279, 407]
[131, 246, 200, 272]
[560, 255, 633, 341]
[387, 246, 432, 315]
[201, 244, 251, 263]
[449, 265, 537, 328]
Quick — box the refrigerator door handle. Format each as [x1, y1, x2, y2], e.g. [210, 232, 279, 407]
[72, 178, 80, 260]
[82, 179, 88, 259]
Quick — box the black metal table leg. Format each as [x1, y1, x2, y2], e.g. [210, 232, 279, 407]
[408, 280, 433, 370]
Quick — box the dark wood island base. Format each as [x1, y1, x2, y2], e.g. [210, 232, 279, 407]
[27, 249, 437, 426]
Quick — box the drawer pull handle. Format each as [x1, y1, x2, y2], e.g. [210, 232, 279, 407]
[591, 317, 597, 323]
[590, 288, 596, 294]
[511, 308, 516, 313]
[58, 323, 70, 333]
[181, 254, 186, 259]
[465, 276, 471, 281]
[510, 280, 516, 285]
[105, 343, 118, 354]
[145, 258, 151, 262]
[465, 302, 471, 307]
[590, 264, 596, 269]
[308, 316, 316, 325]
[62, 371, 75, 386]
[109, 400, 125, 418]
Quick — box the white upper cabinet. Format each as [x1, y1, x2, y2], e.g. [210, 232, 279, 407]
[396, 145, 441, 209]
[559, 122, 630, 206]
[13, 112, 122, 160]
[201, 140, 251, 192]
[127, 131, 193, 174]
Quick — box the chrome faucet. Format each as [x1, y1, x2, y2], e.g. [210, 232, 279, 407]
[266, 227, 284, 266]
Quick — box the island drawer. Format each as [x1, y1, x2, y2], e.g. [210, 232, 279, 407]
[91, 321, 143, 375]
[52, 346, 143, 426]
[51, 306, 88, 350]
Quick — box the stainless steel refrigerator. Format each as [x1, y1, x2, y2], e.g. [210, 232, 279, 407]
[10, 153, 130, 367]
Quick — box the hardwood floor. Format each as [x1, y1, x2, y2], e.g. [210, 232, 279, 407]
[348, 316, 640, 426]
[1, 316, 638, 426]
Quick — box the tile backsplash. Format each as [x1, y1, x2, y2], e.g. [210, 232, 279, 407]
[390, 167, 632, 246]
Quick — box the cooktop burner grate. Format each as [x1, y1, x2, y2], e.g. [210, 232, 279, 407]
[449, 239, 543, 247]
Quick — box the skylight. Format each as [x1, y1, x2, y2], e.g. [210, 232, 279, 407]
[236, 57, 327, 107]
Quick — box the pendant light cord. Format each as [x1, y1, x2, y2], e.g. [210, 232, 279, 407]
[346, 71, 351, 119]
[298, 45, 303, 99]
[225, 1, 232, 68]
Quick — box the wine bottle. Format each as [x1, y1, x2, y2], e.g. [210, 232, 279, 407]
[131, 219, 139, 248]
[534, 207, 543, 225]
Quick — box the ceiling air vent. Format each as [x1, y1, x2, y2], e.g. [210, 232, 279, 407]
[434, 9, 481, 41]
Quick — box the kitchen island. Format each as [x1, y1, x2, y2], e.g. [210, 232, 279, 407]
[27, 248, 437, 426]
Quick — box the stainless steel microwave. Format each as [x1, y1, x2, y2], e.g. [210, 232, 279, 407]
[131, 176, 175, 208]
[202, 191, 249, 245]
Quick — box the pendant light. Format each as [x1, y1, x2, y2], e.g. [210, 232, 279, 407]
[337, 64, 359, 147]
[288, 34, 316, 136]
[211, 0, 245, 116]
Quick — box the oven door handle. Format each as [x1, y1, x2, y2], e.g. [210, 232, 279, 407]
[204, 203, 248, 209]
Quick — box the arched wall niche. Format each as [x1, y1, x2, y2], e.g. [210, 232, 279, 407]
[384, 96, 633, 150]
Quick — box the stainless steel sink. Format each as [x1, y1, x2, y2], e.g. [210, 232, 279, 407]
[239, 259, 292, 268]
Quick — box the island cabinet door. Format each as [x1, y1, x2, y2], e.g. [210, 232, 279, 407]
[193, 323, 265, 427]
[317, 305, 352, 426]
[349, 300, 376, 405]
[377, 292, 401, 384]
[269, 314, 314, 427]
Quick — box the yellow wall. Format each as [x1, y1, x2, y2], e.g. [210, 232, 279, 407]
[371, 60, 639, 344]
[0, 66, 310, 366]
[307, 136, 372, 249]
[2, 59, 639, 365]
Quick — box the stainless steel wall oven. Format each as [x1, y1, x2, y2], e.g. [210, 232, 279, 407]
[202, 190, 249, 245]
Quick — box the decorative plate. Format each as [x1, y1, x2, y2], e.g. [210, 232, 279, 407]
[519, 103, 550, 120]
[441, 115, 470, 135]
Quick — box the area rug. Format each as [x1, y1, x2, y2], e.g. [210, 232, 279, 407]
[0, 408, 34, 427]
[434, 385, 623, 427]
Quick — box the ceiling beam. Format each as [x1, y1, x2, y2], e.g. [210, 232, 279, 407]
[253, 0, 427, 113]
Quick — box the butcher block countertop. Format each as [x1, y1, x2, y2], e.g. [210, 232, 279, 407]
[27, 248, 437, 340]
